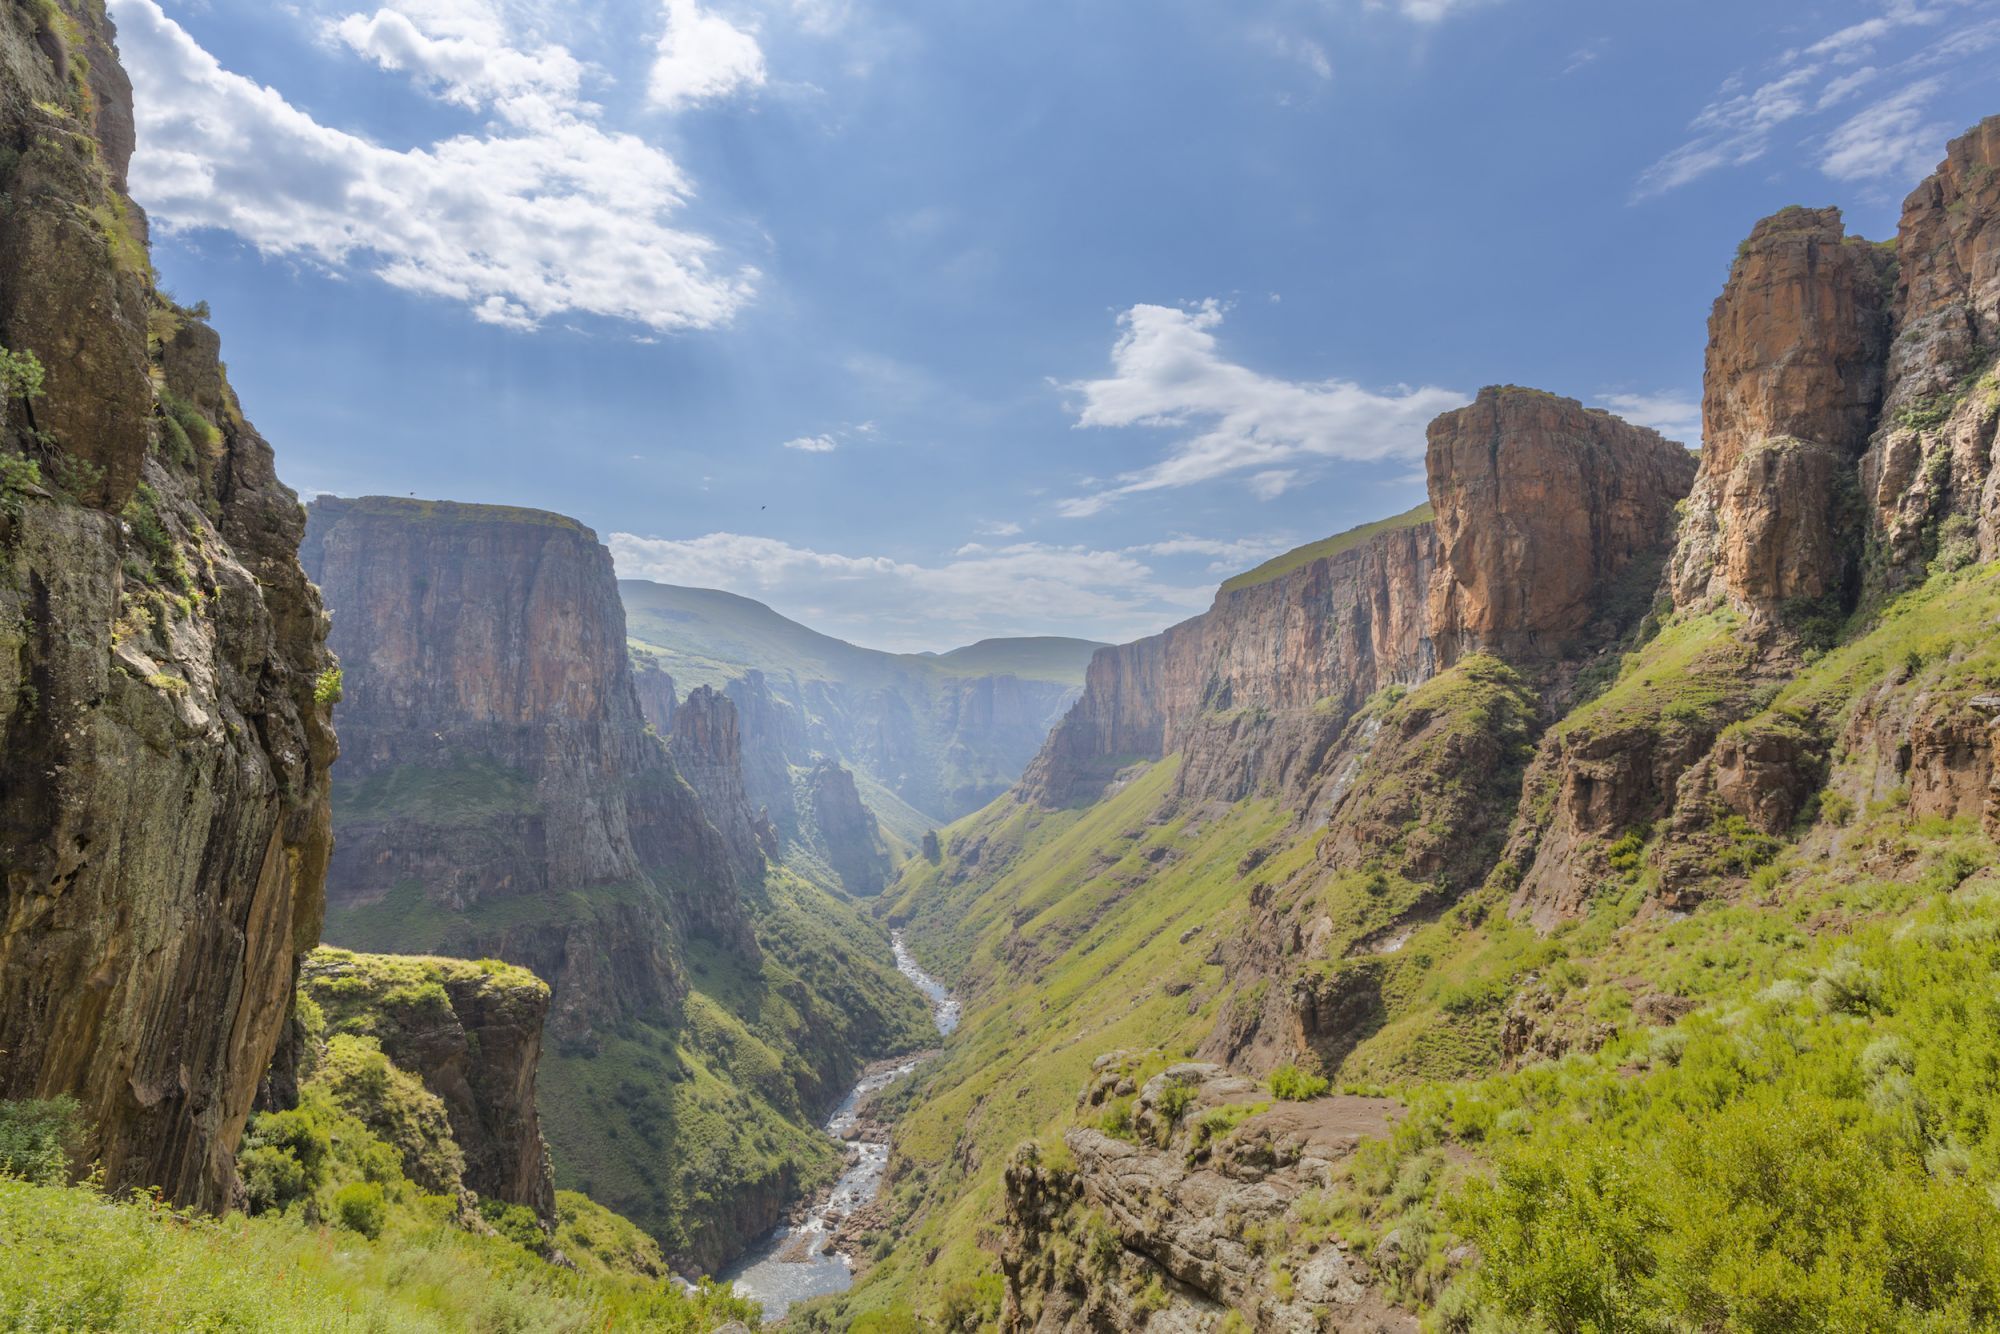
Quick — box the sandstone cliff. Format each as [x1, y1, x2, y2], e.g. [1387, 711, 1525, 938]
[1024, 509, 1439, 808]
[0, 0, 334, 1211]
[300, 948, 557, 1223]
[1429, 387, 1694, 663]
[302, 495, 754, 1038]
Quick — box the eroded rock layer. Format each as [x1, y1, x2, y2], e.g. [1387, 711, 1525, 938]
[302, 496, 751, 1040]
[0, 0, 334, 1210]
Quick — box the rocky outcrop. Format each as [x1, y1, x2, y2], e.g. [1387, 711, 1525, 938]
[1025, 517, 1439, 807]
[1428, 387, 1694, 662]
[300, 948, 557, 1223]
[805, 759, 893, 895]
[632, 655, 678, 734]
[302, 497, 754, 1039]
[1862, 118, 2000, 590]
[668, 685, 775, 886]
[1672, 207, 1894, 611]
[0, 0, 334, 1211]
[1001, 1060, 1414, 1332]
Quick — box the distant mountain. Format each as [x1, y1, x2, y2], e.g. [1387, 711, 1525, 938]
[618, 581, 1104, 846]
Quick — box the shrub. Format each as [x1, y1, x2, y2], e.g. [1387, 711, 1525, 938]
[313, 667, 344, 706]
[479, 1197, 546, 1251]
[0, 1097, 81, 1185]
[1269, 1064, 1331, 1101]
[333, 1181, 386, 1239]
[238, 1104, 331, 1214]
[1154, 1082, 1196, 1127]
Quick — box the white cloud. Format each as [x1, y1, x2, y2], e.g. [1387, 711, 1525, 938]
[1597, 390, 1700, 440]
[1054, 301, 1467, 517]
[328, 1, 583, 123]
[977, 520, 1025, 537]
[650, 0, 767, 110]
[1632, 1, 1988, 200]
[1820, 77, 1950, 181]
[1368, 0, 1493, 21]
[111, 0, 754, 332]
[609, 531, 1214, 650]
[783, 434, 838, 452]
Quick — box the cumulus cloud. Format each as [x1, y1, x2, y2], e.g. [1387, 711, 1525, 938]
[609, 531, 1216, 649]
[650, 0, 767, 110]
[1632, 0, 1995, 200]
[110, 0, 755, 332]
[328, 1, 583, 122]
[1597, 390, 1701, 440]
[783, 434, 839, 452]
[1054, 301, 1467, 517]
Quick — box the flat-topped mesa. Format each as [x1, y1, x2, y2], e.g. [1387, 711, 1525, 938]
[0, 0, 335, 1211]
[1863, 116, 2000, 587]
[302, 496, 753, 1039]
[1672, 205, 1896, 612]
[1020, 508, 1439, 807]
[1428, 386, 1696, 664]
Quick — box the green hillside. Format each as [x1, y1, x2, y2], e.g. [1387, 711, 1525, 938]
[804, 559, 2000, 1330]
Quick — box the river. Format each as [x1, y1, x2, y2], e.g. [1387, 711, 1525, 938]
[719, 930, 957, 1319]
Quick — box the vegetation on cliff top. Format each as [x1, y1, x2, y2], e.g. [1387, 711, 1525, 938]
[1216, 500, 1434, 595]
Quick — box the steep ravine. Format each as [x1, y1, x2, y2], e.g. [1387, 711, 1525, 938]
[724, 936, 959, 1320]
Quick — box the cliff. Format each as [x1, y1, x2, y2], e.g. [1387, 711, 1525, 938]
[301, 495, 755, 1035]
[1023, 506, 1439, 808]
[302, 496, 933, 1273]
[0, 0, 334, 1211]
[300, 948, 557, 1223]
[621, 580, 1095, 838]
[1428, 387, 1694, 662]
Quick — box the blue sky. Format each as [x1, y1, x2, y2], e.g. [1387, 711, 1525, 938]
[115, 0, 2000, 651]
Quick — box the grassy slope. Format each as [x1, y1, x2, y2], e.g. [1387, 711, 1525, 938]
[1217, 502, 1434, 595]
[827, 561, 2000, 1330]
[931, 637, 1105, 687]
[535, 867, 934, 1273]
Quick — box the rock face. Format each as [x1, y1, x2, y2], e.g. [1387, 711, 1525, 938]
[620, 581, 1095, 831]
[1672, 206, 1895, 612]
[1862, 117, 2000, 589]
[804, 759, 894, 895]
[632, 656, 678, 734]
[1025, 516, 1439, 807]
[668, 685, 776, 887]
[1428, 387, 1695, 662]
[301, 949, 557, 1223]
[301, 497, 752, 1041]
[0, 1, 335, 1211]
[1001, 1060, 1414, 1332]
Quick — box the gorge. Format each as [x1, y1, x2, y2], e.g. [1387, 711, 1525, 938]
[4, 1, 2000, 1331]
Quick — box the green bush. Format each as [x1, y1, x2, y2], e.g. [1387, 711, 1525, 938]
[238, 1104, 331, 1214]
[1269, 1064, 1331, 1101]
[1154, 1081, 1196, 1127]
[478, 1197, 545, 1251]
[314, 666, 344, 706]
[333, 1181, 386, 1239]
[0, 1097, 80, 1185]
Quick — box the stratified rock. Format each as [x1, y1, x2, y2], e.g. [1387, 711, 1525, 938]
[0, 0, 334, 1211]
[632, 654, 678, 734]
[1672, 206, 1894, 611]
[1000, 1061, 1414, 1332]
[669, 685, 774, 893]
[805, 759, 893, 896]
[302, 497, 753, 1040]
[1024, 510, 1439, 807]
[301, 948, 558, 1223]
[1428, 387, 1694, 663]
[1862, 117, 2000, 588]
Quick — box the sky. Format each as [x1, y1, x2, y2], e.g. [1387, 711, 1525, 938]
[112, 0, 2000, 652]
